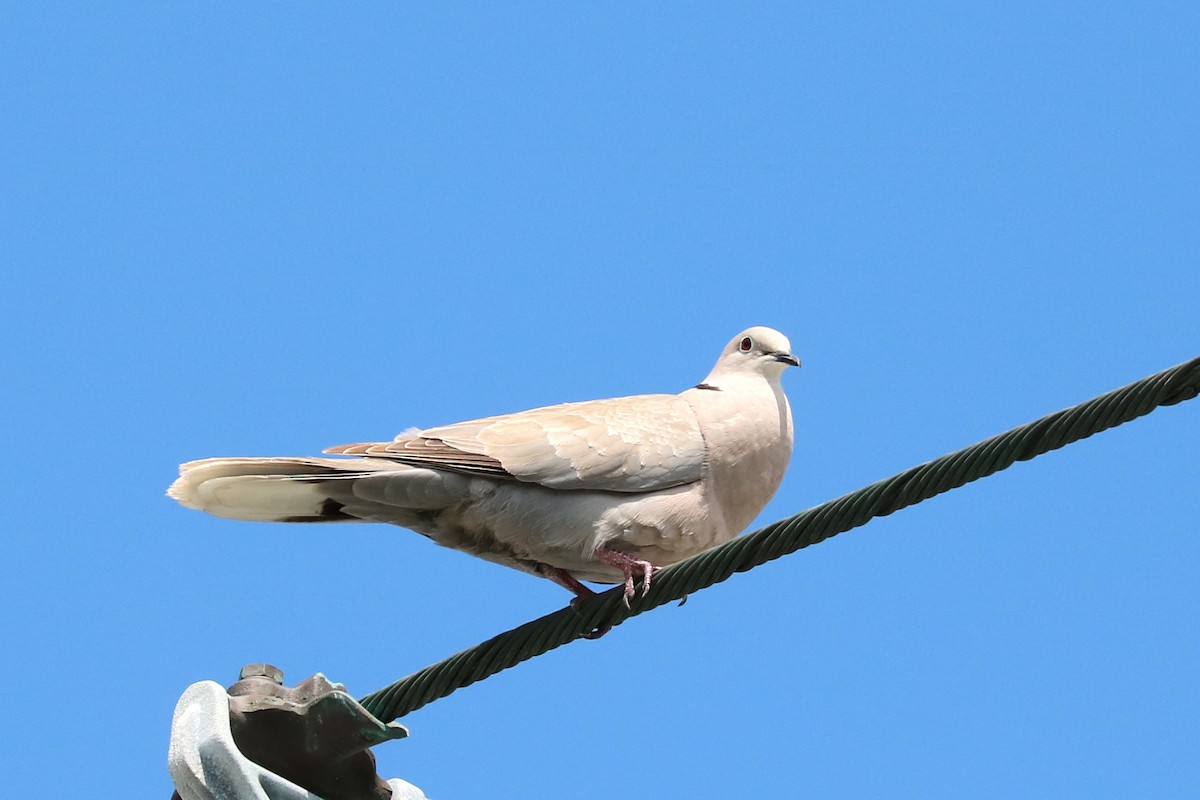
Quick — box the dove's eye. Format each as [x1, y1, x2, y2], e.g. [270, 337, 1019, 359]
[739, 337, 754, 352]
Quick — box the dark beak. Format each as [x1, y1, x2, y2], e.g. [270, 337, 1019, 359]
[772, 351, 802, 367]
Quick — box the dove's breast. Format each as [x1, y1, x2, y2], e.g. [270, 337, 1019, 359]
[683, 374, 794, 537]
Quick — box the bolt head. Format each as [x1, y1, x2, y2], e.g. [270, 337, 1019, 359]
[239, 663, 284, 683]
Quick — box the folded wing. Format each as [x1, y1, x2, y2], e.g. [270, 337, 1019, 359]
[326, 394, 705, 493]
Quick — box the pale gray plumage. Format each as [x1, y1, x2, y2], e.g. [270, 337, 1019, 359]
[168, 327, 800, 596]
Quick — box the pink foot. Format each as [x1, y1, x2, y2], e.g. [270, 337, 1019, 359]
[535, 564, 596, 600]
[535, 564, 611, 639]
[594, 547, 658, 605]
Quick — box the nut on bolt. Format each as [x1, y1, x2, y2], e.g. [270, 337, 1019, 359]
[239, 663, 284, 683]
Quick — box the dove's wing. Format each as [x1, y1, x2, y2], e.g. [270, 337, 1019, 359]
[325, 394, 705, 493]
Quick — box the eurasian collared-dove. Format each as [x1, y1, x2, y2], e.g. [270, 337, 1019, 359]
[168, 327, 800, 600]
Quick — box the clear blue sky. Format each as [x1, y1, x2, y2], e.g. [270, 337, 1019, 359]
[2, 4, 1197, 798]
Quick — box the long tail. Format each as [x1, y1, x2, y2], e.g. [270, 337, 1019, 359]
[167, 457, 397, 522]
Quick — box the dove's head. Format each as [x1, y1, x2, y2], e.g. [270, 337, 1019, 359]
[705, 326, 801, 384]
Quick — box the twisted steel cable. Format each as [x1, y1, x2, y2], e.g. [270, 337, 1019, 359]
[360, 355, 1200, 723]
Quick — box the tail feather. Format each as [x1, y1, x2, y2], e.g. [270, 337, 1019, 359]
[167, 457, 393, 522]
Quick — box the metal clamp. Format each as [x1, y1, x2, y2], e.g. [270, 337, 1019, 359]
[169, 664, 424, 800]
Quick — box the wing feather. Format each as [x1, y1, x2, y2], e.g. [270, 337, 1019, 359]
[324, 394, 704, 493]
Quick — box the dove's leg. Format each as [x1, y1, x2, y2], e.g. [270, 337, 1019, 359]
[535, 564, 613, 639]
[594, 547, 658, 602]
[535, 564, 597, 599]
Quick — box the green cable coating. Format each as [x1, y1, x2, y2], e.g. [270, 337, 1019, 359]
[360, 356, 1200, 723]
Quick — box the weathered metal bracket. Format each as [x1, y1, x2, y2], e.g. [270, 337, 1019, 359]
[169, 664, 422, 800]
